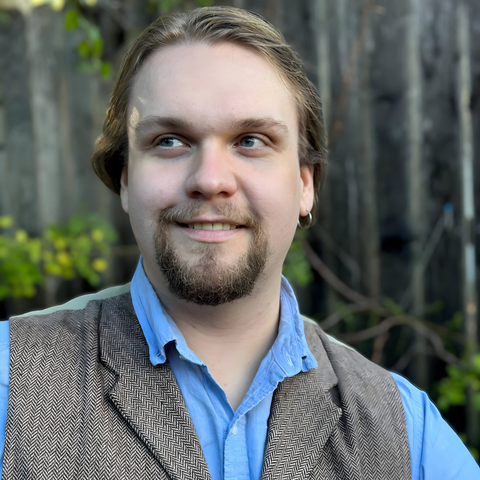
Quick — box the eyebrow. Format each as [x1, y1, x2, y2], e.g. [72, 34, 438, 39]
[134, 116, 193, 140]
[134, 115, 289, 140]
[230, 118, 289, 136]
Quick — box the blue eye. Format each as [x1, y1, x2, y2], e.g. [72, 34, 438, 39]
[239, 136, 265, 148]
[158, 137, 185, 147]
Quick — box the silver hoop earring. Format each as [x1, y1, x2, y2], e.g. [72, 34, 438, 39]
[297, 211, 313, 229]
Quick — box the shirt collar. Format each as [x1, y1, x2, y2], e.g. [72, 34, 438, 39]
[130, 256, 317, 371]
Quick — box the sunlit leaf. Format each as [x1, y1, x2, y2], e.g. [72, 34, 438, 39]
[92, 258, 108, 272]
[56, 251, 72, 267]
[14, 230, 28, 243]
[91, 229, 104, 243]
[50, 0, 65, 11]
[0, 217, 13, 228]
[45, 263, 62, 276]
[53, 238, 67, 250]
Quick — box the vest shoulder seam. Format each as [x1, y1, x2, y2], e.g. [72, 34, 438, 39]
[12, 283, 131, 319]
[301, 314, 357, 353]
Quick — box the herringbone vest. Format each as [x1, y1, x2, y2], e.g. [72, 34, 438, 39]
[3, 290, 410, 479]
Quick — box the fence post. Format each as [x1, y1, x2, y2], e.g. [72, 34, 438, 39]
[457, 0, 479, 447]
[314, 0, 337, 314]
[406, 0, 427, 388]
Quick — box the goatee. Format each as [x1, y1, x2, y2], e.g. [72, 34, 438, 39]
[154, 204, 269, 306]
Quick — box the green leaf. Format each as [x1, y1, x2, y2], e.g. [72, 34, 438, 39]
[100, 62, 112, 79]
[383, 298, 404, 316]
[157, 0, 179, 14]
[446, 312, 463, 331]
[473, 354, 480, 374]
[473, 393, 480, 412]
[0, 213, 117, 298]
[436, 396, 450, 412]
[0, 12, 12, 25]
[0, 216, 13, 228]
[77, 41, 91, 58]
[469, 447, 480, 462]
[92, 38, 103, 57]
[423, 300, 445, 316]
[196, 0, 214, 6]
[64, 9, 79, 30]
[283, 238, 313, 287]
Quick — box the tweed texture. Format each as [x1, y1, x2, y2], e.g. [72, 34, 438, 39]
[4, 292, 410, 479]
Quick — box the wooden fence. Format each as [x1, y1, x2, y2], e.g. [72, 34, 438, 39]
[1, 0, 480, 448]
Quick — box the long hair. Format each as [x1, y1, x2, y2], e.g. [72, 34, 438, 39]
[91, 6, 327, 223]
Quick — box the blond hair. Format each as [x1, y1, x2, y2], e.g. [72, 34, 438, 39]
[91, 6, 327, 224]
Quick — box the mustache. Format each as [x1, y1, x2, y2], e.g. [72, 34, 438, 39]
[156, 203, 260, 228]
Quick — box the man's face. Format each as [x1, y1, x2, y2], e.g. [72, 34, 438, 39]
[121, 42, 314, 305]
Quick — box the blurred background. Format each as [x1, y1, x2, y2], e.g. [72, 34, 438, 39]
[1, 0, 480, 460]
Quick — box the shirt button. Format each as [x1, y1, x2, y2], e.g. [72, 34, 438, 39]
[231, 425, 237, 435]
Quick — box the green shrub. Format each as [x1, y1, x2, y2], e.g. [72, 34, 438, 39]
[0, 214, 117, 300]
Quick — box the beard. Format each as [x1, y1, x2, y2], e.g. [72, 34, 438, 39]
[154, 203, 269, 306]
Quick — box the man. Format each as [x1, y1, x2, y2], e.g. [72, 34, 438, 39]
[1, 6, 478, 480]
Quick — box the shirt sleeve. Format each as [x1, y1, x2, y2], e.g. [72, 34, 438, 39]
[390, 371, 480, 480]
[0, 320, 9, 476]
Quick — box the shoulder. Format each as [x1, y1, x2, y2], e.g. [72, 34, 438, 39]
[8, 283, 132, 350]
[11, 283, 131, 320]
[389, 372, 480, 479]
[302, 317, 405, 425]
[303, 316, 396, 385]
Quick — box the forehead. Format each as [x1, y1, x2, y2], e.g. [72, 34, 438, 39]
[128, 42, 298, 132]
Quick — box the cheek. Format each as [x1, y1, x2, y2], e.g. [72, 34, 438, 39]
[252, 169, 302, 229]
[128, 165, 179, 214]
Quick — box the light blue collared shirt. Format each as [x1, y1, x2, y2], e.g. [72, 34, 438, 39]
[130, 259, 318, 480]
[0, 258, 478, 478]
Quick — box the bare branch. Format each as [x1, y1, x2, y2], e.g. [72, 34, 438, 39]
[371, 331, 389, 364]
[319, 301, 377, 330]
[391, 345, 435, 372]
[303, 240, 467, 345]
[339, 316, 463, 366]
[302, 241, 368, 304]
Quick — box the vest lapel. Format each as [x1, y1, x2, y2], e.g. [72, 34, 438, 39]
[260, 322, 341, 480]
[99, 297, 212, 480]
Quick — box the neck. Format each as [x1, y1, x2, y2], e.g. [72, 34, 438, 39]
[150, 268, 283, 410]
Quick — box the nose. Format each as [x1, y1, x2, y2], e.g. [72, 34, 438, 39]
[185, 142, 238, 200]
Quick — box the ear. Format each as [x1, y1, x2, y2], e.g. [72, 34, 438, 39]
[120, 165, 129, 214]
[299, 165, 314, 216]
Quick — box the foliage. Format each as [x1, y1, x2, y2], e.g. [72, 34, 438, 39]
[64, 5, 112, 79]
[147, 0, 213, 15]
[29, 0, 214, 80]
[437, 356, 480, 412]
[0, 214, 117, 300]
[436, 353, 480, 461]
[282, 230, 313, 287]
[0, 11, 12, 24]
